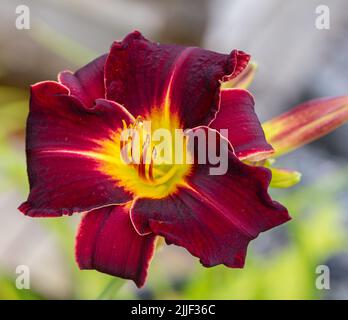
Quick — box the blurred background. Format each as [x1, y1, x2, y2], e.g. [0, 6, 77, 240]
[0, 0, 348, 299]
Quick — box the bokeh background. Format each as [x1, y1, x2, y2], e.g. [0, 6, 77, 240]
[1, 0, 348, 299]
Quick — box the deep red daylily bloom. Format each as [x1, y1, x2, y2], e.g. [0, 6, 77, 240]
[19, 31, 291, 287]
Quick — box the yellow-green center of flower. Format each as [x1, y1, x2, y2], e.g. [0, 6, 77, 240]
[97, 108, 192, 199]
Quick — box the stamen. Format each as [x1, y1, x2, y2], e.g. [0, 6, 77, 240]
[138, 134, 150, 179]
[148, 147, 156, 181]
[130, 128, 137, 163]
[138, 154, 146, 179]
[121, 114, 185, 187]
[122, 119, 128, 131]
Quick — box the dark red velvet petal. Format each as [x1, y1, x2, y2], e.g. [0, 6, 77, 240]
[131, 152, 290, 268]
[105, 31, 250, 128]
[58, 54, 107, 107]
[19, 81, 133, 217]
[76, 204, 156, 288]
[210, 89, 273, 160]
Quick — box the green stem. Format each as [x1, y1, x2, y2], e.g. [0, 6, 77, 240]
[97, 278, 125, 300]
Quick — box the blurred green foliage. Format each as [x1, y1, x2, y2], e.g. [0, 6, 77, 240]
[0, 23, 347, 300]
[0, 272, 43, 300]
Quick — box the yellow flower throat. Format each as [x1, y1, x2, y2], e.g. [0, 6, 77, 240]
[97, 108, 192, 199]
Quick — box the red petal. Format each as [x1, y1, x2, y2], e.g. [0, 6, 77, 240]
[19, 81, 133, 217]
[210, 89, 273, 160]
[76, 204, 156, 288]
[131, 150, 290, 268]
[105, 31, 250, 128]
[221, 61, 258, 90]
[58, 54, 107, 107]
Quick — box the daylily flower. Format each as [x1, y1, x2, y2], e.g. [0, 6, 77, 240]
[19, 31, 348, 288]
